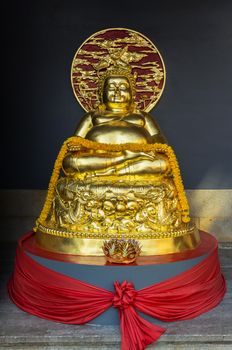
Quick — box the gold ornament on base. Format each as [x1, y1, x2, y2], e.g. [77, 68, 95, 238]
[102, 238, 142, 264]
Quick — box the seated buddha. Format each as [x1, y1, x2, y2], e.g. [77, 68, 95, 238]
[35, 29, 200, 256]
[63, 71, 169, 178]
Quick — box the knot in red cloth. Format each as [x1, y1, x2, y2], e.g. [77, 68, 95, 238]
[113, 281, 137, 310]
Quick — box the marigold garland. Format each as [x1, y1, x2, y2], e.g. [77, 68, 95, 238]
[35, 136, 190, 232]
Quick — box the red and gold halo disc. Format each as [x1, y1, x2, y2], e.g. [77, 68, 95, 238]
[71, 28, 166, 112]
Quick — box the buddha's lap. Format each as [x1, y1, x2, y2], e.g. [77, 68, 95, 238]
[62, 152, 169, 174]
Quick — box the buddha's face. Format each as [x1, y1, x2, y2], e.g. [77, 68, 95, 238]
[102, 76, 132, 111]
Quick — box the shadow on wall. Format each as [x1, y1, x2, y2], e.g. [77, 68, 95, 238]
[188, 165, 232, 240]
[197, 164, 232, 190]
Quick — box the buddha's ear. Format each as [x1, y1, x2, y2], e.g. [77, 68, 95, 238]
[131, 102, 139, 114]
[97, 103, 106, 113]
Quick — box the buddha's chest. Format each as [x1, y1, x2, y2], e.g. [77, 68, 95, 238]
[86, 114, 151, 144]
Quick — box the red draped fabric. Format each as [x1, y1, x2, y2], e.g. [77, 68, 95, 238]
[8, 232, 226, 350]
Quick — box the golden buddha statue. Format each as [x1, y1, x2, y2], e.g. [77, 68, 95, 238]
[35, 28, 200, 256]
[63, 71, 168, 177]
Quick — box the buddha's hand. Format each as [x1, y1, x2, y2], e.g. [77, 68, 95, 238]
[124, 150, 157, 161]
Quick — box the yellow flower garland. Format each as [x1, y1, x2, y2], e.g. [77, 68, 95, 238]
[34, 136, 190, 231]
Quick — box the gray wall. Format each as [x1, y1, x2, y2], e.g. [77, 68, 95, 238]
[2, 0, 232, 189]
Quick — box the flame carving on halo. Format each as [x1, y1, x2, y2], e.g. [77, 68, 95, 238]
[71, 28, 166, 112]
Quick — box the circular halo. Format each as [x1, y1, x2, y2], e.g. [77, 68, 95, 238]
[71, 28, 166, 112]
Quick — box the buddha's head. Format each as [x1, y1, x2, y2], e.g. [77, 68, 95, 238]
[99, 68, 136, 113]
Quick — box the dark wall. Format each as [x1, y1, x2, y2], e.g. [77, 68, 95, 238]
[2, 0, 232, 189]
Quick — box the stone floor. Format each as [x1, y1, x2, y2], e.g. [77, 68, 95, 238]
[0, 241, 232, 350]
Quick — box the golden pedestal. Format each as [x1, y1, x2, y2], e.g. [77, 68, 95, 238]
[36, 175, 199, 256]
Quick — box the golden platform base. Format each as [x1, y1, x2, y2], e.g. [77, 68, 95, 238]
[35, 226, 200, 256]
